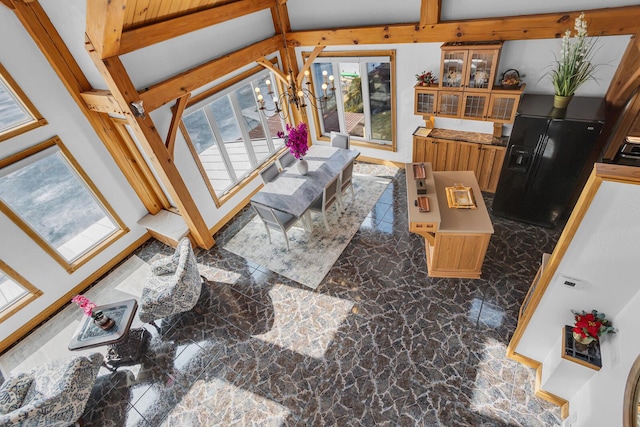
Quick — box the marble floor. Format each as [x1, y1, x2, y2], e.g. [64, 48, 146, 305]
[15, 164, 566, 426]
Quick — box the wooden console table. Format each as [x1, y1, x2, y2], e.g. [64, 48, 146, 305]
[406, 162, 494, 278]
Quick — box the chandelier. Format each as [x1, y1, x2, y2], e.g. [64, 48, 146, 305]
[254, 64, 336, 120]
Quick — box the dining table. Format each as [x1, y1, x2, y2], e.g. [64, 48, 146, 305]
[251, 145, 360, 231]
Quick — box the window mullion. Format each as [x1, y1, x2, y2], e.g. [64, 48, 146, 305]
[203, 105, 237, 183]
[360, 62, 373, 141]
[229, 92, 258, 168]
[334, 62, 347, 134]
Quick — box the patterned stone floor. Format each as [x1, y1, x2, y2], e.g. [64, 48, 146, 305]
[80, 163, 564, 426]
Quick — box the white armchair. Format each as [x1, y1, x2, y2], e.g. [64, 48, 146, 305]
[0, 353, 103, 427]
[139, 237, 203, 323]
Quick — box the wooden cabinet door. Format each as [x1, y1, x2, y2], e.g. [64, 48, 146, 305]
[488, 92, 522, 123]
[477, 145, 506, 192]
[462, 92, 490, 120]
[439, 49, 467, 90]
[414, 86, 438, 116]
[437, 92, 463, 117]
[455, 141, 481, 174]
[465, 48, 500, 91]
[433, 138, 459, 171]
[413, 136, 438, 165]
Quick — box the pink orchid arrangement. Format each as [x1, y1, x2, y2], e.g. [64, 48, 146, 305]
[72, 294, 97, 318]
[278, 122, 309, 160]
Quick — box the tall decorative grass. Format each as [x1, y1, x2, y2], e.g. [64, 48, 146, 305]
[547, 13, 599, 97]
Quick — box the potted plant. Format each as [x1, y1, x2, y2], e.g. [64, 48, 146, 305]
[571, 309, 616, 345]
[277, 122, 309, 175]
[415, 70, 437, 87]
[545, 12, 598, 108]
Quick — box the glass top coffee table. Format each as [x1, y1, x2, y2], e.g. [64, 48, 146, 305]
[68, 299, 149, 370]
[68, 299, 138, 350]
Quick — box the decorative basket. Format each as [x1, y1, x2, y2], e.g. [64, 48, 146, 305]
[500, 68, 521, 90]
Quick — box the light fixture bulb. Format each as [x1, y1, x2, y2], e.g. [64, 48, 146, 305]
[321, 83, 328, 90]
[329, 75, 335, 81]
[304, 70, 310, 76]
[265, 79, 271, 86]
[255, 87, 261, 93]
[257, 94, 263, 101]
[297, 90, 304, 97]
[322, 70, 328, 76]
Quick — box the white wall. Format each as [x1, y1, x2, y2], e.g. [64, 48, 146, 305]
[0, 8, 148, 343]
[572, 290, 640, 426]
[514, 179, 640, 424]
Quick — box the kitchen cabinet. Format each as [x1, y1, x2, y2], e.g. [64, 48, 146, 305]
[412, 134, 505, 193]
[477, 144, 506, 192]
[439, 42, 502, 92]
[414, 41, 524, 124]
[406, 163, 494, 279]
[414, 86, 438, 116]
[455, 141, 482, 174]
[488, 91, 524, 123]
[413, 137, 457, 171]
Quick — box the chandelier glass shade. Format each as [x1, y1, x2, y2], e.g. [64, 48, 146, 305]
[255, 69, 336, 119]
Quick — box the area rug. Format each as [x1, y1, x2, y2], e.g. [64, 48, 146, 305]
[223, 172, 391, 289]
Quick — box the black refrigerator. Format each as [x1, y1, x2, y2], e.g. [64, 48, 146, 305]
[492, 94, 605, 228]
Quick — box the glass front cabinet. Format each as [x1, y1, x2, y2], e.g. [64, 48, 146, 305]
[414, 41, 525, 124]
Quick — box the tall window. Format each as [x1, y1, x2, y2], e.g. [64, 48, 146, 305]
[308, 51, 395, 150]
[0, 260, 41, 323]
[0, 63, 47, 142]
[181, 70, 286, 204]
[0, 137, 127, 272]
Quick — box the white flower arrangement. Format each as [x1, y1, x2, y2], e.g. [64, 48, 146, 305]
[547, 13, 599, 97]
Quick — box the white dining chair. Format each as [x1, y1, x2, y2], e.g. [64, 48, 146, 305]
[309, 175, 341, 231]
[251, 201, 300, 251]
[330, 132, 350, 149]
[276, 150, 296, 170]
[339, 158, 355, 208]
[259, 162, 279, 184]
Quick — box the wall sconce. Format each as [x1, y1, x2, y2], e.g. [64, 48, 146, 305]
[130, 100, 145, 118]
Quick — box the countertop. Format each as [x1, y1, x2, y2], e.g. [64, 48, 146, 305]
[413, 127, 509, 146]
[406, 163, 494, 234]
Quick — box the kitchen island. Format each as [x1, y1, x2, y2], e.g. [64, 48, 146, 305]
[406, 162, 494, 279]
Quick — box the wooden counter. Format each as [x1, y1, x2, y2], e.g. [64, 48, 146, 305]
[407, 163, 494, 279]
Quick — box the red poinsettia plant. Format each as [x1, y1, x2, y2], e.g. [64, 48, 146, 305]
[278, 122, 309, 160]
[571, 309, 616, 343]
[72, 294, 99, 319]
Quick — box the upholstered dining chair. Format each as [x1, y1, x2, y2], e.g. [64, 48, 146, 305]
[0, 353, 103, 427]
[330, 132, 350, 149]
[252, 201, 301, 251]
[276, 150, 296, 170]
[259, 162, 279, 184]
[139, 237, 203, 324]
[309, 174, 341, 231]
[339, 158, 355, 208]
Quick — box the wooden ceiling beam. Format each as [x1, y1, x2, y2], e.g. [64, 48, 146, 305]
[420, 0, 441, 26]
[1, 0, 14, 9]
[80, 89, 125, 115]
[139, 35, 281, 112]
[606, 29, 640, 108]
[286, 6, 640, 46]
[166, 94, 190, 157]
[86, 40, 215, 249]
[116, 0, 275, 57]
[85, 0, 126, 59]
